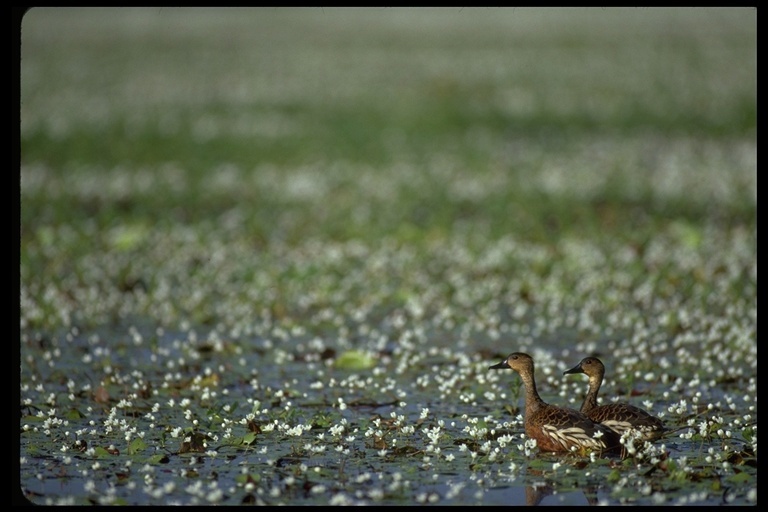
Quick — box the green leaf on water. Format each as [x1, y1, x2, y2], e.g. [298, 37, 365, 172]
[65, 408, 86, 420]
[235, 472, 261, 485]
[146, 454, 169, 465]
[526, 458, 551, 470]
[606, 468, 622, 483]
[726, 471, 753, 484]
[93, 446, 112, 458]
[128, 437, 148, 455]
[334, 349, 376, 370]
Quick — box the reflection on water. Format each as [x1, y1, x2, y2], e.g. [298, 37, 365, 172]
[525, 481, 601, 506]
[483, 467, 606, 506]
[483, 484, 595, 506]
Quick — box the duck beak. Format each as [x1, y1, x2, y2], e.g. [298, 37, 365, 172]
[563, 362, 583, 375]
[489, 360, 509, 370]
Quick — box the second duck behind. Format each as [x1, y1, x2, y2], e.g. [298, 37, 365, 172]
[563, 356, 665, 442]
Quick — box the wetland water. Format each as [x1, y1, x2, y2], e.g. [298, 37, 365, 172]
[19, 307, 756, 505]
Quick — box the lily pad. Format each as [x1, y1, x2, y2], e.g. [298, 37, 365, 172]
[334, 350, 376, 370]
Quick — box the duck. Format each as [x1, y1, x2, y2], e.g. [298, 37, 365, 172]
[563, 356, 665, 442]
[489, 352, 622, 455]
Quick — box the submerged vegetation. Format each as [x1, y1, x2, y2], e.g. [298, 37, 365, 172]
[19, 7, 755, 505]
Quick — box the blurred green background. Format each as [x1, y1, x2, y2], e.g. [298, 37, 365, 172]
[21, 7, 755, 246]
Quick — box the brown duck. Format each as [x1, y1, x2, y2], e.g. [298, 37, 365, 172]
[490, 352, 622, 455]
[564, 356, 665, 442]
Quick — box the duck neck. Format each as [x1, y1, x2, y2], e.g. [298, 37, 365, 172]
[583, 374, 602, 413]
[520, 371, 547, 414]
